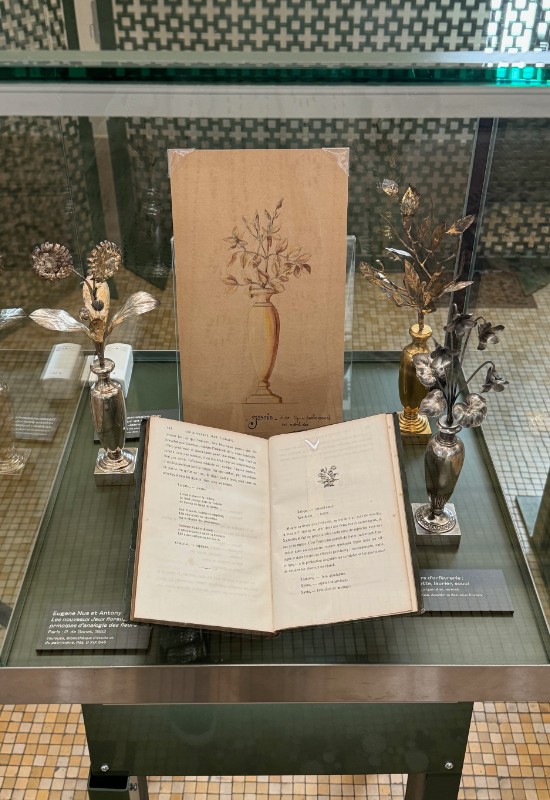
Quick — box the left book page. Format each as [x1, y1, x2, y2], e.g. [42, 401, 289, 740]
[131, 417, 274, 633]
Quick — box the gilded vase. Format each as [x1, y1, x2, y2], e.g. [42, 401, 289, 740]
[90, 358, 134, 473]
[415, 417, 465, 534]
[398, 322, 432, 438]
[246, 289, 282, 403]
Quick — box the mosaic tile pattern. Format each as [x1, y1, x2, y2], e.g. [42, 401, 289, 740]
[478, 120, 550, 260]
[0, 116, 98, 307]
[485, 0, 550, 52]
[110, 0, 490, 52]
[0, 0, 67, 50]
[59, 117, 98, 265]
[0, 703, 549, 798]
[118, 116, 474, 277]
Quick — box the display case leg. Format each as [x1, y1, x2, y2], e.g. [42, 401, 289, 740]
[87, 771, 149, 799]
[405, 772, 462, 800]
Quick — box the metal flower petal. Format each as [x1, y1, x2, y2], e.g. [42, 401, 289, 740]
[481, 365, 509, 393]
[429, 345, 453, 376]
[477, 321, 505, 351]
[31, 242, 73, 282]
[83, 280, 110, 323]
[0, 308, 25, 330]
[29, 308, 91, 336]
[419, 389, 447, 418]
[452, 393, 488, 428]
[400, 185, 420, 217]
[443, 304, 476, 337]
[87, 241, 122, 282]
[412, 353, 438, 387]
[378, 179, 399, 197]
[107, 291, 160, 335]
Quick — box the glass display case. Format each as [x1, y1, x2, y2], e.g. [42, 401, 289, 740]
[1, 2, 550, 796]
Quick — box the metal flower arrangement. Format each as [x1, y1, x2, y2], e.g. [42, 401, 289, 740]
[30, 241, 159, 482]
[413, 304, 508, 429]
[358, 180, 476, 439]
[359, 180, 474, 330]
[29, 241, 158, 365]
[412, 304, 508, 537]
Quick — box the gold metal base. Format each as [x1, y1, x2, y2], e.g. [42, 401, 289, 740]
[94, 447, 138, 486]
[398, 411, 432, 441]
[412, 502, 462, 546]
[0, 448, 30, 476]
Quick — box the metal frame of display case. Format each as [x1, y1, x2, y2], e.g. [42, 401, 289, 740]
[2, 56, 550, 798]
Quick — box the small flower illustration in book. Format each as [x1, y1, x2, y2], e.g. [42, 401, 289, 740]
[318, 466, 339, 488]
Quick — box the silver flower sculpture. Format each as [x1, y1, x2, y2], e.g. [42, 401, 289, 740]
[413, 304, 508, 428]
[29, 241, 159, 364]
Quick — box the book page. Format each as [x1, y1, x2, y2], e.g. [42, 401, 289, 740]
[132, 417, 273, 633]
[269, 415, 418, 631]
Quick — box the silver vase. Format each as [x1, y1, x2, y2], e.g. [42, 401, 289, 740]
[415, 417, 464, 534]
[0, 381, 29, 475]
[90, 358, 135, 483]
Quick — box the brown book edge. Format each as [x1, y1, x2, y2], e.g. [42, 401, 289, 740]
[391, 412, 424, 617]
[127, 419, 150, 623]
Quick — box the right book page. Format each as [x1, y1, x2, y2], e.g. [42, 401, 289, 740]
[268, 415, 418, 631]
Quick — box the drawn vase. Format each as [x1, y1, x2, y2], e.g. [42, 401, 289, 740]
[90, 358, 134, 474]
[398, 322, 432, 438]
[0, 380, 27, 474]
[246, 289, 282, 403]
[414, 416, 465, 534]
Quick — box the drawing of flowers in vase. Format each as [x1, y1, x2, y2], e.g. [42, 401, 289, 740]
[221, 199, 312, 404]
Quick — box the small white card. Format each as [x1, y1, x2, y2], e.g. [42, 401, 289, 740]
[41, 343, 83, 400]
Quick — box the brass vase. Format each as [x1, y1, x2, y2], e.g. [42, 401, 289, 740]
[90, 358, 135, 482]
[398, 322, 432, 439]
[246, 289, 282, 404]
[414, 417, 464, 534]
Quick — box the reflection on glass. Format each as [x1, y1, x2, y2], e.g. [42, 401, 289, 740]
[470, 117, 550, 616]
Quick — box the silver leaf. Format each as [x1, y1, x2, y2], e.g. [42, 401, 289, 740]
[107, 292, 159, 334]
[385, 247, 411, 258]
[0, 307, 25, 330]
[29, 308, 90, 335]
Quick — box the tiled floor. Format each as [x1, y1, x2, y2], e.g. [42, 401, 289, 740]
[0, 703, 549, 799]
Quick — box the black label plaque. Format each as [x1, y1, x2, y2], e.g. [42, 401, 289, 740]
[36, 607, 151, 651]
[420, 569, 514, 614]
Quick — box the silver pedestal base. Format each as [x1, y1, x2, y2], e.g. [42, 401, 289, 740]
[94, 447, 138, 486]
[412, 502, 462, 546]
[0, 448, 30, 477]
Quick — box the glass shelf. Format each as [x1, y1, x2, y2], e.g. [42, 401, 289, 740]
[1, 354, 549, 704]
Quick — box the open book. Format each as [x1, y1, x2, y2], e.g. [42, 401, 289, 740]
[131, 414, 420, 633]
